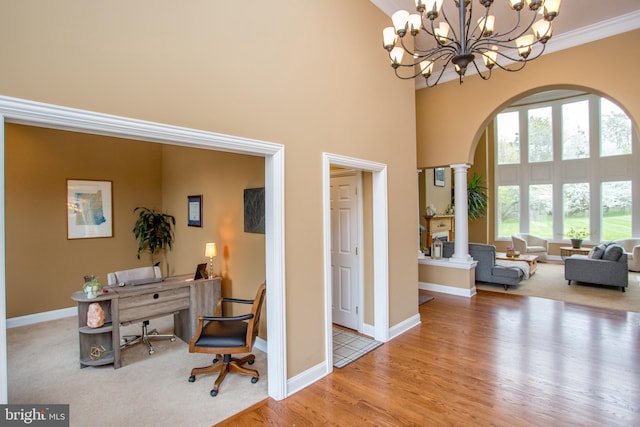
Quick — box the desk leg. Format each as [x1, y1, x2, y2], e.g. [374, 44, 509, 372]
[112, 299, 121, 369]
[174, 310, 190, 343]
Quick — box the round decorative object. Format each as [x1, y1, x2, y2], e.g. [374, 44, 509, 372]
[89, 345, 106, 360]
[87, 302, 105, 328]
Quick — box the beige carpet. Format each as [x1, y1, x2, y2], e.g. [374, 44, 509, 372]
[476, 262, 640, 312]
[7, 315, 268, 426]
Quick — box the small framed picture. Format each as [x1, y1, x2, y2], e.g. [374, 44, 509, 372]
[67, 179, 113, 239]
[188, 195, 202, 227]
[434, 168, 446, 187]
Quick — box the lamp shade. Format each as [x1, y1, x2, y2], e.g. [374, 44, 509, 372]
[205, 242, 217, 258]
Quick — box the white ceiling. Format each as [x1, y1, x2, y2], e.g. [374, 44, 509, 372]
[370, 0, 640, 87]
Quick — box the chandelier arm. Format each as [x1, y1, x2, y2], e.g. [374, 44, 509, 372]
[424, 56, 456, 88]
[494, 8, 541, 43]
[481, 40, 547, 65]
[469, 59, 492, 81]
[438, 4, 461, 50]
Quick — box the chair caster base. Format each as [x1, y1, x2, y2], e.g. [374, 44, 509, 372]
[210, 389, 218, 397]
[188, 375, 195, 383]
[251, 377, 258, 384]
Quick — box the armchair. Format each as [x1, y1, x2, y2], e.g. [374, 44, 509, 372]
[107, 266, 175, 354]
[614, 238, 640, 272]
[511, 233, 548, 261]
[188, 282, 266, 397]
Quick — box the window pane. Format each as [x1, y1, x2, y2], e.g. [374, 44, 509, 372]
[602, 181, 632, 240]
[528, 107, 552, 162]
[529, 184, 552, 238]
[496, 112, 520, 164]
[562, 100, 589, 160]
[601, 98, 632, 157]
[497, 185, 520, 238]
[563, 183, 590, 240]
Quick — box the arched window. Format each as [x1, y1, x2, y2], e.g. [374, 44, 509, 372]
[494, 90, 638, 243]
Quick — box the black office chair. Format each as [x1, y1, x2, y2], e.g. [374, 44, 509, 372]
[188, 282, 266, 397]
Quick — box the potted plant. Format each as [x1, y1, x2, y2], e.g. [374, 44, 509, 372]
[467, 173, 488, 221]
[565, 226, 589, 249]
[133, 207, 176, 266]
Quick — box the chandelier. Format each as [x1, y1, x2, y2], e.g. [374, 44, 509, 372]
[382, 0, 561, 87]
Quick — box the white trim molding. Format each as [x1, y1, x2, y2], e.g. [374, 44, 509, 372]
[322, 153, 390, 380]
[0, 96, 287, 403]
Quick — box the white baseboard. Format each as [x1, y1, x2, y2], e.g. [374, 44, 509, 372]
[7, 306, 76, 328]
[418, 281, 476, 298]
[389, 314, 420, 340]
[286, 360, 328, 397]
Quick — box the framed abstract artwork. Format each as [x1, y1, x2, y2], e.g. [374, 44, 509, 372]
[244, 187, 265, 234]
[67, 179, 113, 239]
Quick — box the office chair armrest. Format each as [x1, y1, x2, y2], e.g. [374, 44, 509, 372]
[221, 297, 254, 305]
[199, 313, 254, 322]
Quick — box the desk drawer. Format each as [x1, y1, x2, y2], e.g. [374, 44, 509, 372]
[119, 287, 190, 323]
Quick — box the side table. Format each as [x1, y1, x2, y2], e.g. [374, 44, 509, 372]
[560, 246, 591, 260]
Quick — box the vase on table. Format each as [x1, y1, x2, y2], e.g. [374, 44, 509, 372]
[570, 239, 583, 249]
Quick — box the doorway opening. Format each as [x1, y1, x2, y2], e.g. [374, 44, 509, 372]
[0, 96, 287, 403]
[322, 153, 389, 375]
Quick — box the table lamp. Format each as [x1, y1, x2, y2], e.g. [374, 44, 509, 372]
[204, 242, 217, 278]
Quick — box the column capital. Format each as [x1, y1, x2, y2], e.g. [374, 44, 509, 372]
[450, 163, 471, 171]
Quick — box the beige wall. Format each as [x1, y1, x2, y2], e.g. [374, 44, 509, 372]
[5, 125, 265, 321]
[416, 30, 640, 169]
[5, 124, 162, 318]
[0, 1, 418, 379]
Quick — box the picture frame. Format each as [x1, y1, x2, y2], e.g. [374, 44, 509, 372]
[434, 167, 446, 187]
[244, 187, 265, 234]
[67, 179, 113, 239]
[188, 195, 203, 227]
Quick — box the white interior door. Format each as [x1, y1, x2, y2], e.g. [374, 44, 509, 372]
[330, 172, 361, 330]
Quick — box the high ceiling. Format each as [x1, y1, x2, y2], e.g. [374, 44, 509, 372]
[370, 0, 640, 87]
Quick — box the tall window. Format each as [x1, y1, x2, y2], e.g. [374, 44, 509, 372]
[495, 91, 638, 242]
[530, 184, 552, 236]
[562, 100, 589, 160]
[528, 107, 552, 163]
[563, 183, 590, 238]
[601, 181, 632, 240]
[496, 111, 519, 164]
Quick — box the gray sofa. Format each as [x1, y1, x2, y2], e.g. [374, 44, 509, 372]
[564, 242, 628, 292]
[443, 242, 524, 290]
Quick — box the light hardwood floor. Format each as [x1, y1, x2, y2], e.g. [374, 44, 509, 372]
[216, 290, 640, 426]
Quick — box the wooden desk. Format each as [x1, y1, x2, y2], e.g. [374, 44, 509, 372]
[71, 275, 220, 368]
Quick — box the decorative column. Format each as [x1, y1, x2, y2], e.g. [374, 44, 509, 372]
[451, 164, 473, 263]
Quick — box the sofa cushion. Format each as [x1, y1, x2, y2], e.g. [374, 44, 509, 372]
[591, 243, 607, 259]
[602, 244, 624, 262]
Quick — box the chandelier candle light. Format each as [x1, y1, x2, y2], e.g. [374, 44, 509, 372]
[382, 0, 561, 86]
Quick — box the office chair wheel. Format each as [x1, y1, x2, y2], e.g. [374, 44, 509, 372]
[212, 358, 218, 363]
[248, 360, 254, 365]
[149, 349, 155, 355]
[188, 375, 196, 383]
[210, 389, 218, 397]
[251, 377, 258, 384]
[170, 337, 176, 342]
